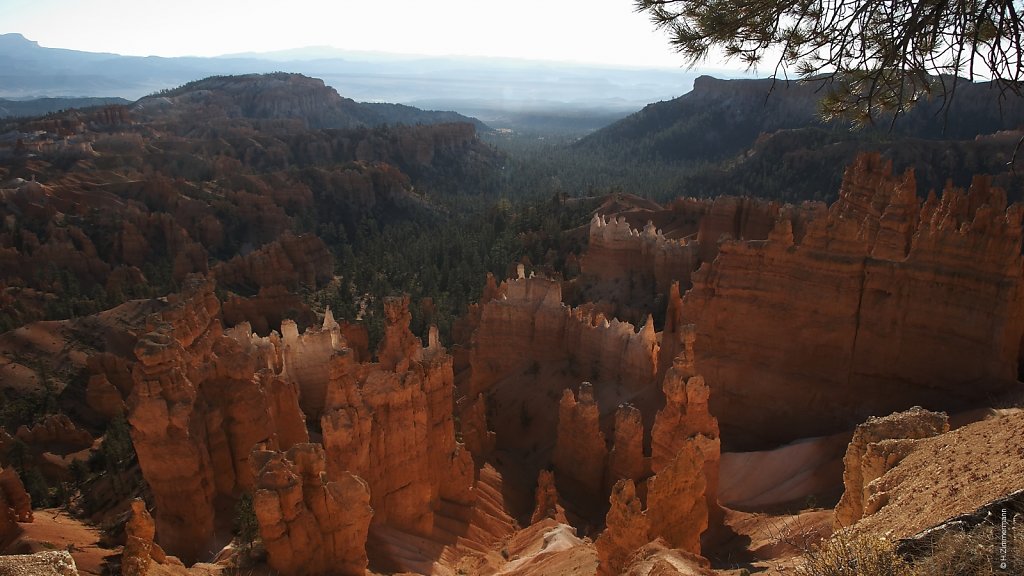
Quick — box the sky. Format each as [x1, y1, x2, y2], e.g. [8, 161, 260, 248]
[0, 0, 716, 69]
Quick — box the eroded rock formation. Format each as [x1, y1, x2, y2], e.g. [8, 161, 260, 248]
[680, 153, 1024, 448]
[596, 479, 651, 576]
[222, 285, 316, 337]
[213, 233, 333, 292]
[581, 216, 696, 317]
[251, 444, 372, 576]
[122, 499, 160, 576]
[468, 276, 660, 398]
[0, 466, 32, 546]
[320, 297, 474, 538]
[553, 383, 608, 505]
[15, 414, 94, 456]
[645, 440, 708, 555]
[834, 407, 949, 529]
[530, 470, 567, 525]
[127, 277, 309, 563]
[650, 326, 720, 523]
[606, 405, 648, 493]
[596, 438, 710, 575]
[578, 196, 781, 324]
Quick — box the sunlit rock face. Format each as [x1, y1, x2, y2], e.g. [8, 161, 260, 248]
[834, 407, 949, 529]
[681, 153, 1024, 449]
[595, 435, 711, 576]
[127, 277, 309, 563]
[468, 276, 660, 398]
[576, 152, 1022, 450]
[251, 444, 373, 576]
[126, 278, 496, 569]
[320, 295, 474, 536]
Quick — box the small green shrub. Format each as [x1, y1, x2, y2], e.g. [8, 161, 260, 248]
[233, 492, 259, 548]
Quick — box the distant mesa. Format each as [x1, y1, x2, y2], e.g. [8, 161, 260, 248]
[579, 73, 1024, 163]
[134, 72, 488, 130]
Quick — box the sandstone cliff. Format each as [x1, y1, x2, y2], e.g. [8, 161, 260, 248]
[320, 296, 474, 538]
[122, 277, 516, 570]
[578, 195, 783, 326]
[553, 383, 608, 507]
[127, 277, 309, 563]
[464, 274, 664, 526]
[468, 276, 660, 399]
[463, 272, 723, 535]
[251, 444, 372, 576]
[680, 153, 1024, 448]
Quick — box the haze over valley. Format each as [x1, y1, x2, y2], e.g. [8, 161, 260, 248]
[0, 32, 716, 134]
[0, 3, 1023, 576]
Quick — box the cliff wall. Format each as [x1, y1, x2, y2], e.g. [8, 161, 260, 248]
[126, 277, 309, 563]
[320, 296, 475, 538]
[468, 275, 659, 399]
[578, 196, 783, 325]
[681, 153, 1024, 448]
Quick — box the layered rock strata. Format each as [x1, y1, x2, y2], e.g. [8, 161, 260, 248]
[595, 437, 709, 576]
[251, 444, 372, 576]
[552, 383, 608, 505]
[127, 277, 309, 563]
[834, 407, 949, 529]
[320, 296, 475, 539]
[468, 276, 659, 398]
[581, 216, 696, 312]
[579, 196, 782, 323]
[680, 153, 1024, 448]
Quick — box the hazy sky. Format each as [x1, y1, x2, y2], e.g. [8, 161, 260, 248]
[0, 0, 715, 69]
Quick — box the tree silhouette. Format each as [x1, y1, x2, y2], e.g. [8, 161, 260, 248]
[637, 0, 1024, 123]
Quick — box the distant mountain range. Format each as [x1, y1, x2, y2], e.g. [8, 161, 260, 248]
[577, 75, 1024, 163]
[0, 96, 132, 118]
[0, 33, 719, 132]
[575, 75, 1024, 202]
